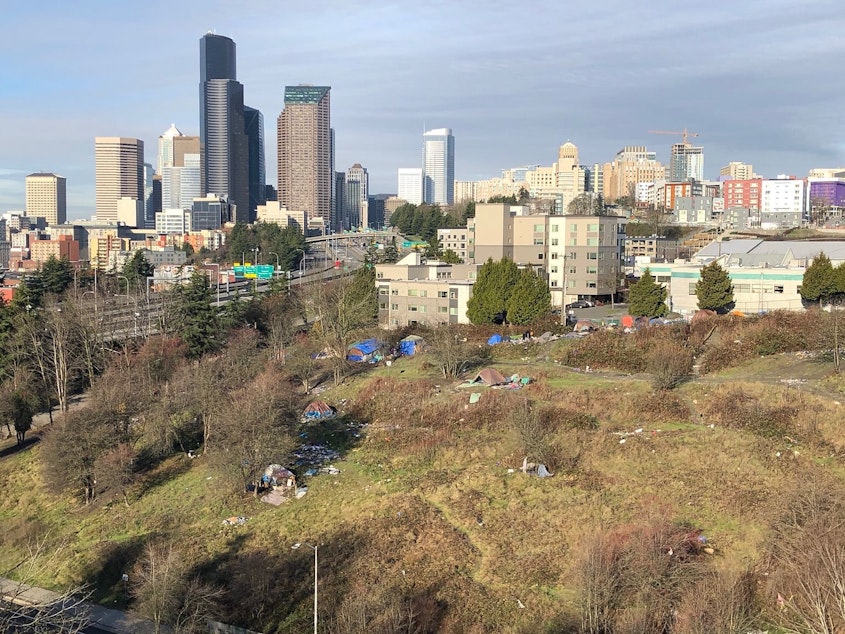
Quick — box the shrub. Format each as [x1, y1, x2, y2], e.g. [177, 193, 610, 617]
[647, 341, 694, 390]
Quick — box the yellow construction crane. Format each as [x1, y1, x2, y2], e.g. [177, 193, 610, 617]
[648, 128, 700, 145]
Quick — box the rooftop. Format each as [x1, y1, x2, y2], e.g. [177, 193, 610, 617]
[284, 85, 330, 104]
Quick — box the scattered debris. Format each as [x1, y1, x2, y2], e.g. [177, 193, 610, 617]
[469, 392, 481, 404]
[293, 444, 340, 466]
[222, 516, 248, 526]
[260, 489, 289, 506]
[296, 487, 308, 499]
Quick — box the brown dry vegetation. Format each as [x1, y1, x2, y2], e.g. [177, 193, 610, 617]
[5, 309, 845, 632]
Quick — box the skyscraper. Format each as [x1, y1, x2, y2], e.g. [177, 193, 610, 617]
[199, 32, 249, 223]
[25, 173, 66, 225]
[277, 85, 332, 227]
[244, 105, 266, 221]
[422, 128, 455, 205]
[345, 163, 369, 229]
[397, 168, 423, 205]
[670, 143, 705, 182]
[94, 137, 144, 223]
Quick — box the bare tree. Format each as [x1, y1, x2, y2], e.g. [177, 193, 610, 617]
[0, 536, 91, 633]
[427, 326, 488, 378]
[131, 542, 222, 634]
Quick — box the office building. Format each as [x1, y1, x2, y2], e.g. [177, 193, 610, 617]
[422, 128, 455, 205]
[25, 173, 66, 225]
[526, 142, 587, 213]
[345, 163, 368, 229]
[601, 146, 664, 203]
[670, 143, 705, 182]
[277, 85, 332, 227]
[95, 137, 144, 223]
[191, 195, 229, 230]
[397, 168, 423, 205]
[244, 105, 266, 221]
[199, 32, 249, 222]
[720, 162, 755, 181]
[760, 176, 807, 229]
[162, 153, 202, 212]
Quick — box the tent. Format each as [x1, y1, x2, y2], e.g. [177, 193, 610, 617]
[347, 338, 380, 362]
[398, 334, 425, 356]
[303, 401, 335, 420]
[262, 464, 296, 489]
[573, 320, 597, 333]
[487, 334, 503, 345]
[471, 367, 508, 386]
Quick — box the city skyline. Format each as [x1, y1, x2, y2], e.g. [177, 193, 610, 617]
[2, 0, 845, 219]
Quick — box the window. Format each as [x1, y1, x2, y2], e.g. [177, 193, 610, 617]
[774, 285, 784, 293]
[449, 290, 458, 299]
[438, 290, 448, 298]
[551, 253, 558, 260]
[587, 252, 598, 260]
[588, 223, 598, 231]
[534, 223, 545, 232]
[735, 283, 750, 293]
[379, 302, 387, 309]
[376, 272, 384, 279]
[391, 303, 399, 310]
[450, 307, 458, 315]
[379, 287, 388, 295]
[550, 280, 558, 287]
[551, 224, 559, 232]
[408, 289, 417, 296]
[438, 306, 448, 313]
[551, 238, 558, 246]
[419, 306, 427, 313]
[409, 305, 418, 312]
[587, 238, 598, 246]
[587, 282, 597, 289]
[550, 266, 558, 274]
[534, 238, 544, 245]
[587, 267, 597, 275]
[537, 253, 544, 260]
[391, 289, 399, 295]
[568, 266, 576, 274]
[688, 283, 696, 295]
[419, 290, 427, 298]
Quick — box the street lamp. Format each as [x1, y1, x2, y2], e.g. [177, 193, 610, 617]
[117, 275, 130, 298]
[294, 248, 306, 286]
[268, 251, 281, 278]
[292, 542, 319, 634]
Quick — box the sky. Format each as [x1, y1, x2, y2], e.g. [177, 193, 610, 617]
[2, 0, 845, 220]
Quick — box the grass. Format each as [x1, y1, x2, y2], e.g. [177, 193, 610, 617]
[3, 346, 845, 631]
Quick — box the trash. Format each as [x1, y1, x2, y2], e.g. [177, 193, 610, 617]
[619, 438, 626, 444]
[222, 516, 248, 526]
[320, 465, 341, 475]
[469, 392, 481, 404]
[536, 464, 553, 478]
[507, 468, 515, 474]
[293, 444, 340, 466]
[296, 487, 308, 499]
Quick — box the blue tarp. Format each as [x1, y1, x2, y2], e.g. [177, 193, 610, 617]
[487, 334, 503, 345]
[398, 335, 425, 356]
[347, 338, 380, 362]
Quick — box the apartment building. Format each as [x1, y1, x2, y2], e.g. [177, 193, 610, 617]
[375, 252, 480, 328]
[436, 227, 469, 262]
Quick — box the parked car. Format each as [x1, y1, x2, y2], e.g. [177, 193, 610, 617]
[566, 299, 594, 310]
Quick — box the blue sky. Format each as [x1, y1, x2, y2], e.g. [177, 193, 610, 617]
[2, 0, 844, 219]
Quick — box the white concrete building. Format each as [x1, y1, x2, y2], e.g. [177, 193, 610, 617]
[422, 128, 455, 205]
[397, 168, 423, 205]
[761, 177, 807, 229]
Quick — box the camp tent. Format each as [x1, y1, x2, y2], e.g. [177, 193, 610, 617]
[471, 367, 508, 386]
[487, 334, 503, 345]
[347, 338, 380, 362]
[303, 401, 335, 420]
[262, 464, 296, 489]
[573, 320, 597, 333]
[398, 334, 425, 356]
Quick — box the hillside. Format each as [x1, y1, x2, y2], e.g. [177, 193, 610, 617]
[2, 318, 845, 633]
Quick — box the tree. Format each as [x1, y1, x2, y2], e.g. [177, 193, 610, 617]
[170, 270, 221, 358]
[800, 253, 840, 304]
[567, 193, 601, 216]
[695, 261, 734, 312]
[132, 543, 222, 634]
[440, 249, 463, 264]
[505, 268, 552, 325]
[466, 258, 521, 324]
[628, 268, 668, 318]
[427, 326, 489, 378]
[122, 250, 154, 289]
[40, 255, 75, 295]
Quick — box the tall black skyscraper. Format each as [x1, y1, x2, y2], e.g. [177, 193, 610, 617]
[199, 32, 250, 223]
[244, 105, 266, 222]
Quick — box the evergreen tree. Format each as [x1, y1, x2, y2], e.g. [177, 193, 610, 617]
[628, 268, 668, 318]
[122, 251, 154, 289]
[466, 258, 521, 324]
[801, 253, 840, 303]
[506, 268, 552, 325]
[171, 271, 221, 358]
[348, 265, 378, 322]
[440, 249, 463, 264]
[40, 256, 75, 295]
[695, 261, 734, 312]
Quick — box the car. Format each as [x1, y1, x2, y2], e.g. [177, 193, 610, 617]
[566, 299, 594, 310]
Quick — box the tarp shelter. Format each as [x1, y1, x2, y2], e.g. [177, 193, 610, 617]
[573, 320, 597, 333]
[471, 367, 508, 386]
[399, 334, 425, 356]
[487, 334, 503, 345]
[621, 315, 634, 329]
[262, 465, 296, 489]
[303, 401, 335, 420]
[347, 338, 380, 362]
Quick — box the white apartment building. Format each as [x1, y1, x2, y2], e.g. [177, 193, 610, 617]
[761, 177, 807, 229]
[436, 227, 469, 261]
[256, 200, 308, 233]
[155, 209, 190, 234]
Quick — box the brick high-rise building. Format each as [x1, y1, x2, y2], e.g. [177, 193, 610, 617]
[25, 172, 66, 225]
[277, 85, 332, 228]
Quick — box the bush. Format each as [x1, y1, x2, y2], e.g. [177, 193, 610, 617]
[647, 341, 694, 390]
[701, 388, 799, 440]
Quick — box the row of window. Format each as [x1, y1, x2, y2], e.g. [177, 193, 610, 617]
[687, 283, 785, 294]
[379, 287, 458, 299]
[380, 302, 458, 315]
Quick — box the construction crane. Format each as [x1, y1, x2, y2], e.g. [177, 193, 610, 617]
[648, 128, 700, 145]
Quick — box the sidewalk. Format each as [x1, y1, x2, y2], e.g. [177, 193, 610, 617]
[0, 576, 159, 633]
